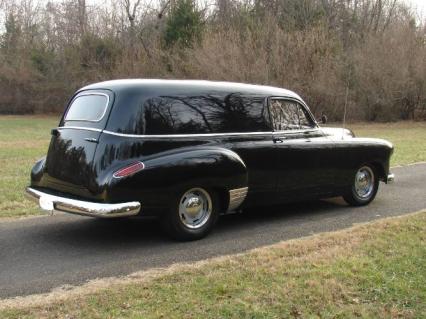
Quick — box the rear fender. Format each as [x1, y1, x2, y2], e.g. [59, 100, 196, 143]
[107, 147, 248, 209]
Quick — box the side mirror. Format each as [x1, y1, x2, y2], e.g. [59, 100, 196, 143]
[319, 114, 328, 124]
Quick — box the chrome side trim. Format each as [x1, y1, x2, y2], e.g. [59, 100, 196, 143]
[228, 187, 248, 211]
[386, 173, 395, 184]
[102, 130, 273, 138]
[57, 127, 319, 138]
[57, 126, 102, 132]
[64, 92, 110, 122]
[272, 129, 319, 135]
[25, 187, 141, 218]
[102, 129, 320, 138]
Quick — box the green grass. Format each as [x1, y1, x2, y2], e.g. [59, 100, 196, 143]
[0, 116, 59, 218]
[0, 117, 425, 218]
[2, 211, 425, 318]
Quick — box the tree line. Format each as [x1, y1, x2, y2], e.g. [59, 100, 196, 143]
[0, 0, 425, 121]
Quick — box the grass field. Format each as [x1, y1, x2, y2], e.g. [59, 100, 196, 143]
[0, 116, 59, 218]
[1, 211, 425, 318]
[350, 122, 426, 166]
[0, 117, 425, 218]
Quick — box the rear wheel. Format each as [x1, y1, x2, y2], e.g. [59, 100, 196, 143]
[343, 164, 379, 206]
[161, 187, 219, 241]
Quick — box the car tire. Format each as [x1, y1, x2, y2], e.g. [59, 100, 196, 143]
[161, 187, 220, 241]
[343, 164, 379, 206]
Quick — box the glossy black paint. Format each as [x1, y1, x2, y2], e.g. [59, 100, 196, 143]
[30, 80, 393, 215]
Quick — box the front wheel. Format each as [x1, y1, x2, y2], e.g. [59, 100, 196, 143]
[161, 187, 219, 241]
[343, 164, 379, 206]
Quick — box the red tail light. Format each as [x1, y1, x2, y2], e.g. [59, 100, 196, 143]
[113, 161, 145, 178]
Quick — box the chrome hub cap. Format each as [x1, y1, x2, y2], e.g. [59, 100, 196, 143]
[179, 188, 212, 229]
[354, 166, 374, 199]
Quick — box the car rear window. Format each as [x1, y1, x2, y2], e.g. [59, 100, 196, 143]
[65, 94, 109, 122]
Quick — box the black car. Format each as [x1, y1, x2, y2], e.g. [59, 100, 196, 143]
[26, 79, 394, 240]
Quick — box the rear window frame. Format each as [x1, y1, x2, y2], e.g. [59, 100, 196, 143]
[64, 92, 110, 123]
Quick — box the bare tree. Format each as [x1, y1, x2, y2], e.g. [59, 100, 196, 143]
[122, 0, 142, 30]
[0, 0, 425, 120]
[77, 0, 87, 35]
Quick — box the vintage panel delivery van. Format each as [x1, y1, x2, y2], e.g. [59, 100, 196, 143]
[26, 80, 394, 240]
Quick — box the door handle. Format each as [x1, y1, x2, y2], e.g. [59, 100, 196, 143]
[84, 137, 99, 143]
[273, 138, 284, 143]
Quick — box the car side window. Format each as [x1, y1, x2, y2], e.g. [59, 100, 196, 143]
[144, 93, 270, 135]
[144, 97, 211, 134]
[269, 98, 314, 131]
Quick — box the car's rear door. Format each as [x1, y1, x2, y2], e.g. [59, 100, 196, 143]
[269, 97, 337, 200]
[44, 90, 113, 195]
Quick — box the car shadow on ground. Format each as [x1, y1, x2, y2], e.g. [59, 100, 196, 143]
[33, 197, 349, 250]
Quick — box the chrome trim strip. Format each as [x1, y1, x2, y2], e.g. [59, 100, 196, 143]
[386, 173, 395, 184]
[64, 92, 110, 123]
[57, 127, 319, 138]
[272, 129, 319, 135]
[102, 130, 320, 138]
[57, 126, 102, 132]
[228, 187, 248, 211]
[25, 187, 141, 218]
[102, 130, 273, 138]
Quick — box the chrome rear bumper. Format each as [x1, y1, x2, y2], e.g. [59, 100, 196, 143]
[25, 187, 141, 218]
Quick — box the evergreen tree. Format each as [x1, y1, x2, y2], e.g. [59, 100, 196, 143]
[1, 13, 21, 54]
[163, 0, 203, 48]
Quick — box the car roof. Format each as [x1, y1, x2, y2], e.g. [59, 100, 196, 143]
[80, 79, 303, 100]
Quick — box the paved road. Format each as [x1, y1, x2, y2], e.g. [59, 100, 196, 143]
[1, 163, 425, 299]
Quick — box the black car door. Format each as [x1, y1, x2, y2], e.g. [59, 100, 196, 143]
[268, 97, 337, 200]
[216, 94, 276, 205]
